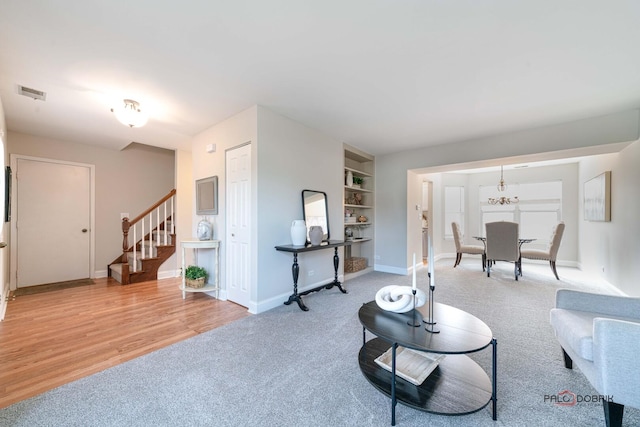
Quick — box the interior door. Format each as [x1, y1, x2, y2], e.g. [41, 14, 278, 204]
[16, 158, 91, 287]
[225, 143, 251, 307]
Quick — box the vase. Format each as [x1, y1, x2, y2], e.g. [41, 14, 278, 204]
[197, 218, 213, 240]
[346, 170, 353, 187]
[291, 220, 307, 246]
[309, 226, 323, 246]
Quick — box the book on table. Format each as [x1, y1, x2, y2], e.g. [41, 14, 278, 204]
[374, 346, 445, 386]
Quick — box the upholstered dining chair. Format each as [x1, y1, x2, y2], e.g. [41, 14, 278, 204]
[485, 221, 520, 280]
[451, 222, 485, 270]
[520, 222, 565, 280]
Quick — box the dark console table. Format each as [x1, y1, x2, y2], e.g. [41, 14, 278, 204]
[358, 301, 497, 425]
[275, 240, 351, 311]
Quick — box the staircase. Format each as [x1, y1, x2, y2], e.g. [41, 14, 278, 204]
[108, 190, 177, 285]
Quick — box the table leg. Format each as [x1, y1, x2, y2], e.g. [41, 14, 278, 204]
[331, 247, 347, 294]
[391, 342, 398, 426]
[284, 253, 309, 311]
[492, 337, 498, 420]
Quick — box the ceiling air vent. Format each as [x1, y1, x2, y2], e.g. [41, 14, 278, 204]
[18, 85, 46, 101]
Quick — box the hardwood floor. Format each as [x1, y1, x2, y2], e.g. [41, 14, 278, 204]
[0, 277, 250, 409]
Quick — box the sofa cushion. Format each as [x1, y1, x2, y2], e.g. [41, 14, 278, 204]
[551, 308, 640, 362]
[551, 308, 597, 361]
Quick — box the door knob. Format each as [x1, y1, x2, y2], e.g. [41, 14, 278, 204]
[82, 229, 88, 233]
[0, 242, 6, 248]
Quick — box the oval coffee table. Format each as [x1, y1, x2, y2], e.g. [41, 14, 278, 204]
[358, 300, 497, 425]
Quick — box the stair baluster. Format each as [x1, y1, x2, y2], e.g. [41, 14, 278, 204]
[108, 189, 177, 285]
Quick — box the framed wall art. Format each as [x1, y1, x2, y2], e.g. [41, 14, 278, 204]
[583, 171, 611, 222]
[195, 175, 218, 215]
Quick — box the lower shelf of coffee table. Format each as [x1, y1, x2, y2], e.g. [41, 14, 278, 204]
[358, 337, 492, 415]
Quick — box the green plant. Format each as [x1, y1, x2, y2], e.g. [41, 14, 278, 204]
[185, 265, 207, 280]
[352, 176, 364, 185]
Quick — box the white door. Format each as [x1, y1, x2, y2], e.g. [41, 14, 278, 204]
[15, 158, 92, 287]
[226, 143, 251, 307]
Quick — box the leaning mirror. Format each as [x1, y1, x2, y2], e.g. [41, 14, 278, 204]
[302, 189, 330, 242]
[196, 176, 218, 215]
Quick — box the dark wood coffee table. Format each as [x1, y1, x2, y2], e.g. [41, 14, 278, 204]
[358, 301, 497, 425]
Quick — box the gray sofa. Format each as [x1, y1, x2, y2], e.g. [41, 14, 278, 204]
[550, 289, 640, 427]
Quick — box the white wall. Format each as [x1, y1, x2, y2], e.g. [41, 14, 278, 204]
[256, 106, 343, 311]
[375, 110, 640, 295]
[190, 106, 258, 306]
[579, 141, 640, 296]
[0, 97, 8, 319]
[189, 105, 344, 313]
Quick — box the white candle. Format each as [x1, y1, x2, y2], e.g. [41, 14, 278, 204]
[412, 253, 416, 290]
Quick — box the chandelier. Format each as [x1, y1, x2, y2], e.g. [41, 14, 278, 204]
[488, 166, 519, 205]
[111, 99, 148, 128]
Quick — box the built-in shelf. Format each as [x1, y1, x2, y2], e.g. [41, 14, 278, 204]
[344, 144, 375, 276]
[345, 186, 373, 193]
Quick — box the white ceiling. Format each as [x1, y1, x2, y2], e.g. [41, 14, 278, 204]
[2, 1, 640, 155]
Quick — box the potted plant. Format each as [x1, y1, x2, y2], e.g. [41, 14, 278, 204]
[352, 176, 364, 188]
[184, 265, 207, 288]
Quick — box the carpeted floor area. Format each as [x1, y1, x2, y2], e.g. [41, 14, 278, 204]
[1, 260, 638, 426]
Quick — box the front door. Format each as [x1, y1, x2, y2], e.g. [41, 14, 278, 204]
[14, 157, 92, 287]
[225, 143, 251, 308]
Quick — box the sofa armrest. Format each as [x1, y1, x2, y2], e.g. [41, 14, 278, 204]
[555, 289, 640, 320]
[593, 318, 640, 407]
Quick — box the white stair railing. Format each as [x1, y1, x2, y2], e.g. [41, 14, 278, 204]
[121, 190, 177, 276]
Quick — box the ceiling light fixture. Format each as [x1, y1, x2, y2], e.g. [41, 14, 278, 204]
[111, 99, 148, 128]
[488, 165, 519, 205]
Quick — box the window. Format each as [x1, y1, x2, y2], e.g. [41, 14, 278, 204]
[479, 181, 562, 244]
[444, 186, 465, 239]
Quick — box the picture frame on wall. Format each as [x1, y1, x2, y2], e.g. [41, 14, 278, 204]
[584, 171, 611, 222]
[195, 175, 218, 215]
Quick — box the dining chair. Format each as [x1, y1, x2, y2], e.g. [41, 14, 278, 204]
[451, 222, 485, 270]
[485, 221, 520, 280]
[520, 222, 565, 280]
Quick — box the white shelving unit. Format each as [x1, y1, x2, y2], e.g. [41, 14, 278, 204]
[180, 239, 220, 299]
[344, 144, 375, 278]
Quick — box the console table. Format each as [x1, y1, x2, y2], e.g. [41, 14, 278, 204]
[180, 239, 220, 299]
[358, 301, 497, 425]
[274, 240, 351, 311]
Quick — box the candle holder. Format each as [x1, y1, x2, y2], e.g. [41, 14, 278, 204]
[407, 289, 421, 327]
[423, 272, 440, 334]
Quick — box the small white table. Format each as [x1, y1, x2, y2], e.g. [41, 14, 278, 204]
[180, 239, 220, 299]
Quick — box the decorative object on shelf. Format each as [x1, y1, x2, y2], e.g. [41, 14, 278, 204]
[358, 215, 368, 223]
[309, 225, 323, 246]
[374, 346, 445, 386]
[111, 99, 148, 128]
[488, 165, 519, 205]
[197, 218, 213, 240]
[352, 176, 364, 188]
[345, 257, 366, 272]
[353, 193, 363, 205]
[345, 227, 354, 239]
[290, 220, 307, 246]
[375, 285, 426, 313]
[346, 170, 353, 187]
[184, 265, 207, 288]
